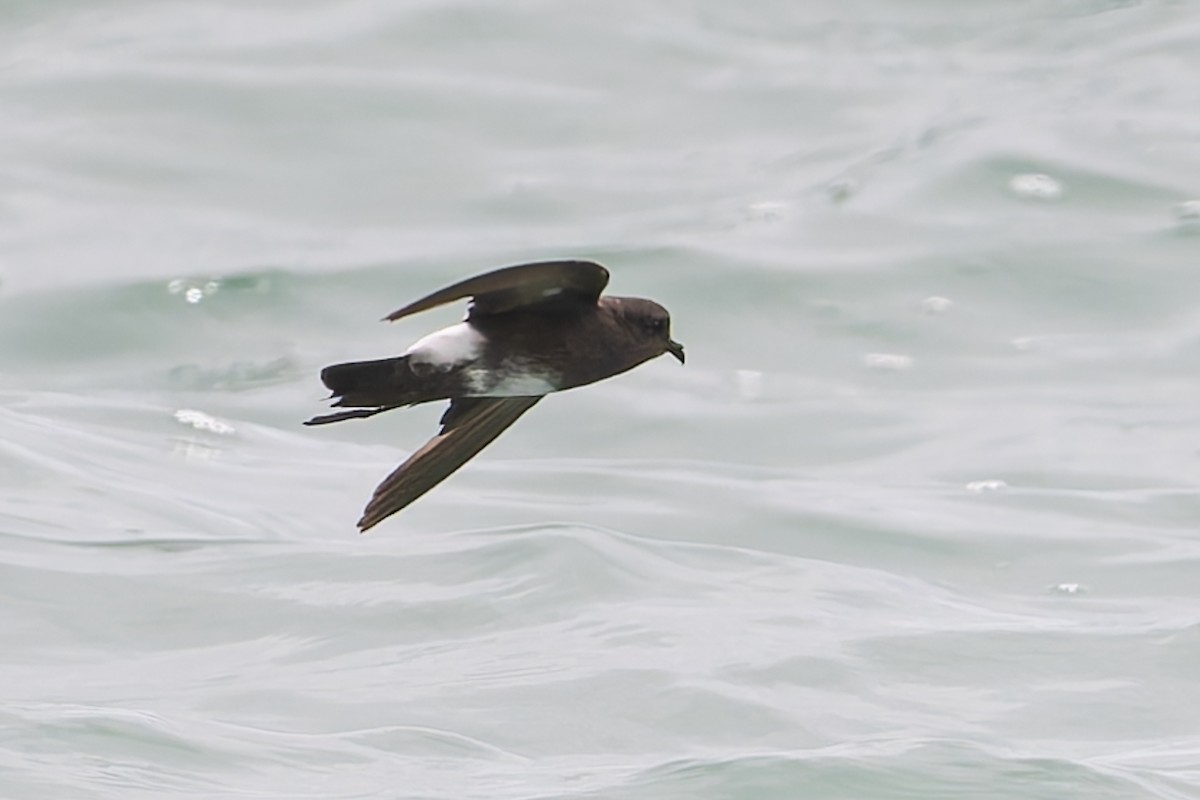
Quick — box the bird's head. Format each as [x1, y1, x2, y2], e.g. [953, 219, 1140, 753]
[610, 297, 685, 365]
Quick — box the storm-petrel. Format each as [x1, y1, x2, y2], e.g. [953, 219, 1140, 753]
[305, 259, 684, 530]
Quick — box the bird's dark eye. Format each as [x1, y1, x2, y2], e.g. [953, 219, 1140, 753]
[646, 317, 667, 335]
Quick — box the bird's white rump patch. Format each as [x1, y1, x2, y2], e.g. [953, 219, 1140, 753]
[404, 323, 484, 369]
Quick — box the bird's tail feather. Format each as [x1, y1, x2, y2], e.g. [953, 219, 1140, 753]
[304, 355, 449, 425]
[303, 406, 398, 426]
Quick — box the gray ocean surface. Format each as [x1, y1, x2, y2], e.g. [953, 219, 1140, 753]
[3, 2, 1200, 798]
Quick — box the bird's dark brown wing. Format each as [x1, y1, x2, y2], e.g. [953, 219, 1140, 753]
[356, 396, 542, 531]
[383, 260, 609, 322]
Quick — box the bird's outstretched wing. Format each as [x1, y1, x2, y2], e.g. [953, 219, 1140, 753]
[383, 260, 609, 322]
[356, 396, 542, 531]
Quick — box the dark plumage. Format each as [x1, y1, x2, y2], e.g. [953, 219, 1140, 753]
[306, 259, 683, 531]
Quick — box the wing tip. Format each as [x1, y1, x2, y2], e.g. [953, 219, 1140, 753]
[357, 504, 394, 532]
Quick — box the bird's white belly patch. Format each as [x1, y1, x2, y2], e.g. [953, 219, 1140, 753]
[404, 323, 484, 369]
[465, 366, 557, 397]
